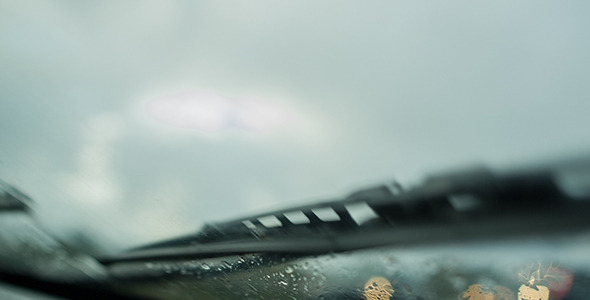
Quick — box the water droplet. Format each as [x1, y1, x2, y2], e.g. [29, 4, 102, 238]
[163, 265, 173, 274]
[222, 261, 233, 269]
[201, 263, 210, 270]
[247, 283, 258, 292]
[278, 280, 288, 286]
[180, 268, 192, 275]
[285, 266, 294, 274]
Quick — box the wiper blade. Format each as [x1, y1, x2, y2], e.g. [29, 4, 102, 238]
[99, 163, 590, 265]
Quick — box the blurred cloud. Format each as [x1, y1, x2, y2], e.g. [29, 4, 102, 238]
[61, 113, 124, 209]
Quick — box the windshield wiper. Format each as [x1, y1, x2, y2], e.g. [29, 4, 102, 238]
[3, 160, 590, 299]
[98, 162, 590, 265]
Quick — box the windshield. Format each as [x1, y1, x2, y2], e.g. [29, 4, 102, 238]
[1, 1, 590, 299]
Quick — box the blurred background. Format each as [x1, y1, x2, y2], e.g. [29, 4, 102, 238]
[1, 1, 589, 251]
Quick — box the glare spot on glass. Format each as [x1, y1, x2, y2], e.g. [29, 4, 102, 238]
[146, 90, 290, 132]
[234, 98, 290, 132]
[517, 262, 572, 300]
[363, 276, 394, 300]
[460, 284, 514, 300]
[518, 284, 549, 300]
[146, 90, 232, 132]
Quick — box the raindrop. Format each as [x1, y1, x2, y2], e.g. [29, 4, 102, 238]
[278, 280, 288, 286]
[285, 266, 294, 274]
[201, 263, 211, 270]
[222, 261, 233, 269]
[247, 283, 258, 292]
[163, 265, 173, 274]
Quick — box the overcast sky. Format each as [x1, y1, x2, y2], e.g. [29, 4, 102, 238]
[1, 1, 590, 249]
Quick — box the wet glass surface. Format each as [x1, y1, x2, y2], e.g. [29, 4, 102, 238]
[2, 2, 590, 299]
[0, 212, 105, 282]
[106, 234, 590, 300]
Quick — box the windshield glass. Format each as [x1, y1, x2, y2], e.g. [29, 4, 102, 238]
[107, 237, 590, 300]
[1, 1, 590, 299]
